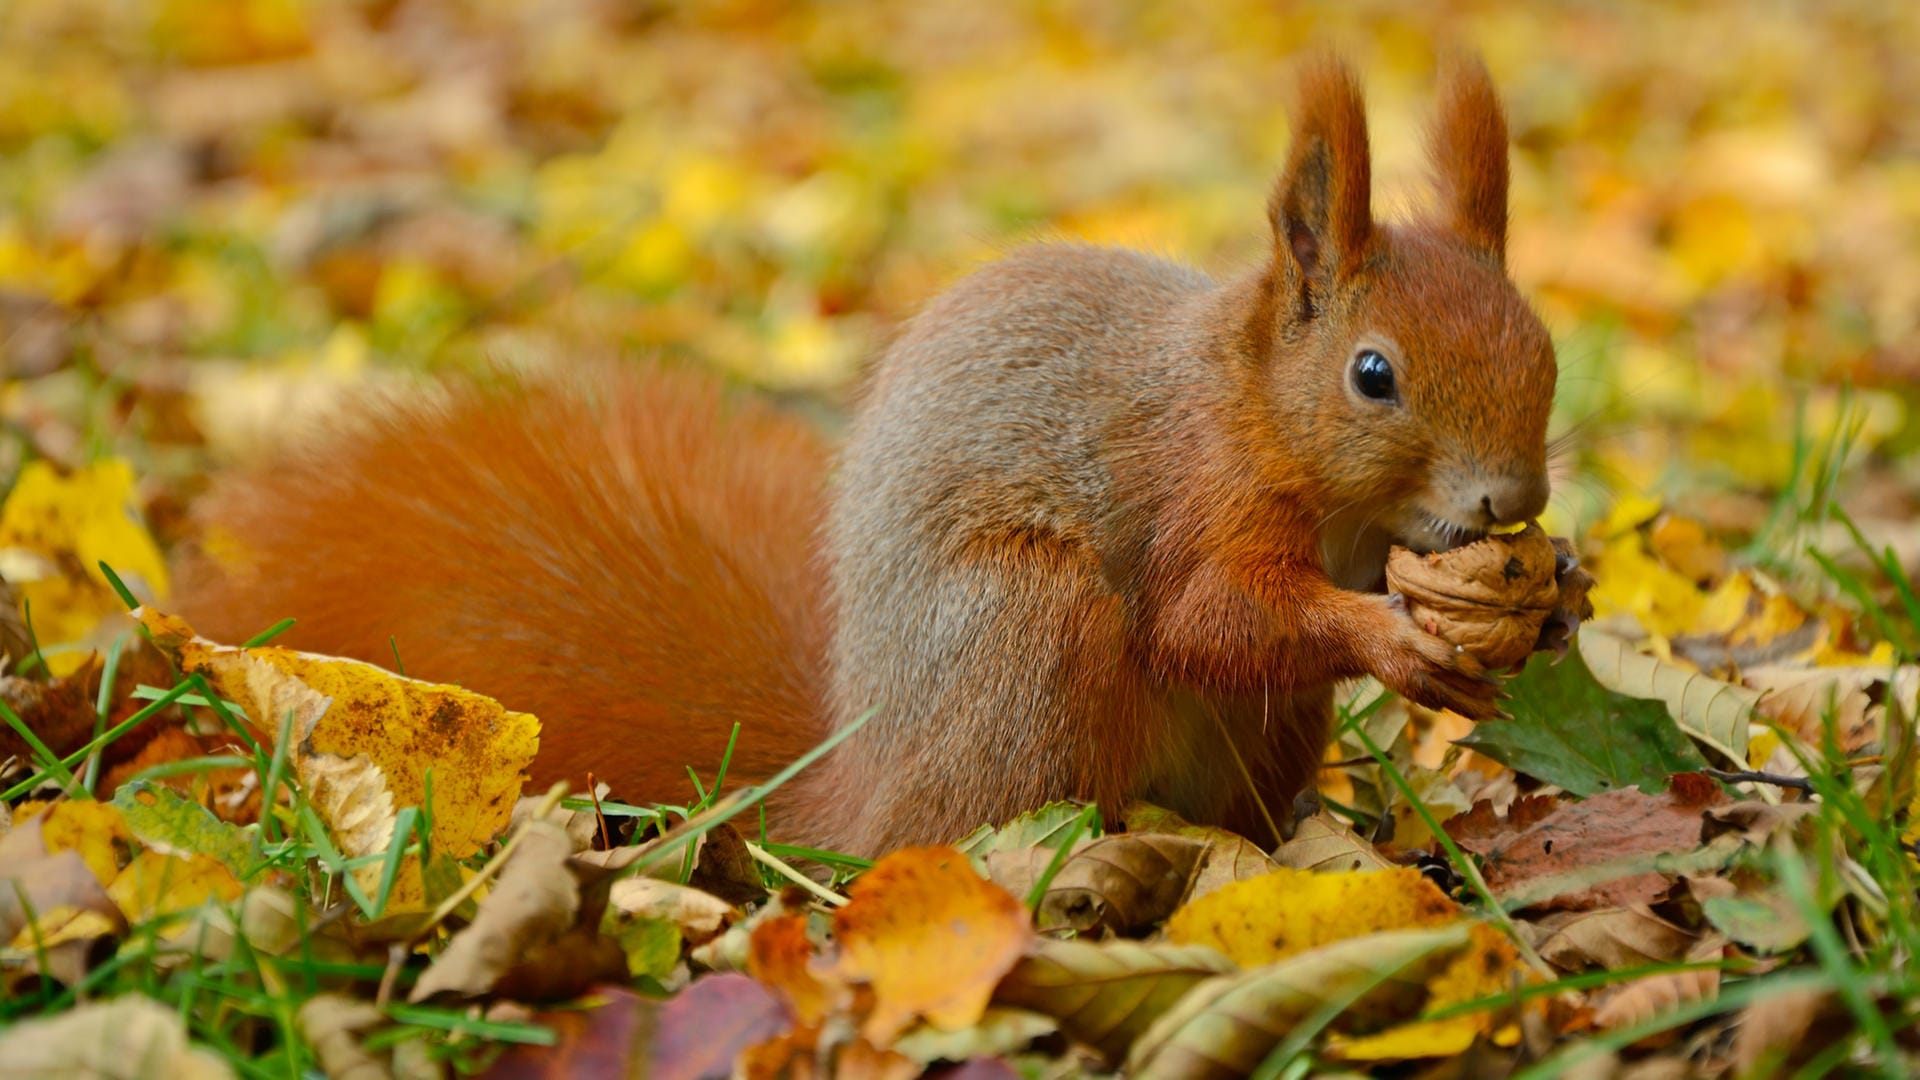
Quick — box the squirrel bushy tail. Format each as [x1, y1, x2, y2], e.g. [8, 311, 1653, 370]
[174, 365, 832, 809]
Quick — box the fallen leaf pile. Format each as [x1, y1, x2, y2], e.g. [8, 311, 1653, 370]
[5, 0, 1920, 1076]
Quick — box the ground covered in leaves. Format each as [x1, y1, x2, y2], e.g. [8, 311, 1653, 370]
[3, 1, 1920, 1077]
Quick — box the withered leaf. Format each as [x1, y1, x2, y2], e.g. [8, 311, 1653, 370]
[606, 876, 734, 949]
[1271, 812, 1393, 875]
[1533, 906, 1701, 972]
[1120, 802, 1281, 899]
[991, 937, 1233, 1065]
[295, 994, 389, 1080]
[984, 833, 1205, 936]
[0, 993, 234, 1079]
[1125, 925, 1471, 1079]
[410, 820, 584, 1002]
[1478, 782, 1727, 913]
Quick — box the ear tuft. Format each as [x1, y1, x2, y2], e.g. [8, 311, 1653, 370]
[1269, 56, 1373, 298]
[1427, 53, 1509, 264]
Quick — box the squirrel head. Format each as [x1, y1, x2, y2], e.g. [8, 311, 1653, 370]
[1252, 56, 1555, 559]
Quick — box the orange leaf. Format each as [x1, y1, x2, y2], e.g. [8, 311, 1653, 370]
[833, 846, 1032, 1045]
[749, 912, 843, 1027]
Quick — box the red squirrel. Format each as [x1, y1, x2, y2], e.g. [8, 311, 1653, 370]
[176, 57, 1555, 856]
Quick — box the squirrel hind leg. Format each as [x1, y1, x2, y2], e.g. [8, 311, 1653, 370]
[814, 524, 1158, 855]
[1215, 685, 1336, 846]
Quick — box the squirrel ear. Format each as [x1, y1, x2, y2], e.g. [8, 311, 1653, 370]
[1268, 56, 1373, 300]
[1427, 54, 1509, 265]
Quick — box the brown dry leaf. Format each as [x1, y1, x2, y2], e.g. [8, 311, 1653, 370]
[1580, 626, 1757, 760]
[1477, 780, 1727, 912]
[492, 925, 630, 1003]
[1533, 906, 1701, 972]
[1730, 985, 1847, 1076]
[685, 822, 767, 907]
[1671, 571, 1836, 674]
[833, 845, 1033, 1045]
[0, 656, 103, 767]
[984, 833, 1204, 935]
[748, 911, 844, 1027]
[296, 994, 390, 1080]
[1270, 812, 1394, 874]
[509, 791, 605, 852]
[1119, 802, 1281, 899]
[1648, 516, 1728, 585]
[1126, 924, 1472, 1079]
[100, 727, 260, 825]
[0, 992, 234, 1079]
[606, 876, 736, 949]
[1744, 662, 1918, 754]
[138, 608, 538, 908]
[0, 575, 31, 666]
[1699, 801, 1816, 846]
[1591, 940, 1726, 1034]
[1384, 523, 1580, 669]
[1445, 794, 1570, 857]
[991, 937, 1234, 1064]
[740, 1031, 921, 1080]
[187, 886, 370, 968]
[410, 820, 585, 1002]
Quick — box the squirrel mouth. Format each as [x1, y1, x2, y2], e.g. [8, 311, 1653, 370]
[1406, 514, 1486, 555]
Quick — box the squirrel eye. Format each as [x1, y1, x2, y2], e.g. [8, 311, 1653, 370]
[1351, 349, 1397, 402]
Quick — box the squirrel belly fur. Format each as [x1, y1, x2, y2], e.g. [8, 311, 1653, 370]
[176, 56, 1557, 856]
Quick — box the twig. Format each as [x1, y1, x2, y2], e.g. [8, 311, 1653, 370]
[1701, 768, 1815, 794]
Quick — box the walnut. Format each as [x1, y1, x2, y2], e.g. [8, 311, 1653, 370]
[1385, 523, 1596, 670]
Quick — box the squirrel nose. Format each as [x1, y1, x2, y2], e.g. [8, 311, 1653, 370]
[1477, 472, 1549, 527]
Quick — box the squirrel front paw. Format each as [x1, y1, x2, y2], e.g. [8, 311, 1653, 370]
[1372, 594, 1504, 720]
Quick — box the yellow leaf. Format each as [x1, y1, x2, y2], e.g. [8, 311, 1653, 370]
[1165, 867, 1528, 1061]
[10, 906, 120, 951]
[608, 218, 693, 295]
[137, 609, 539, 909]
[106, 851, 244, 925]
[36, 800, 133, 887]
[1164, 866, 1458, 966]
[0, 459, 169, 663]
[1588, 524, 1703, 642]
[1331, 924, 1523, 1061]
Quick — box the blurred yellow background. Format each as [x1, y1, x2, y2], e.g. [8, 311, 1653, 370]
[1, 0, 1916, 540]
